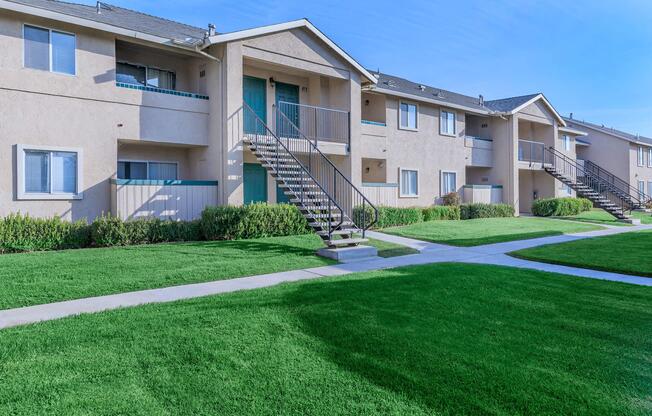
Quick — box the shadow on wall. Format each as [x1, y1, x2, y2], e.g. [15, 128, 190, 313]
[225, 106, 244, 204]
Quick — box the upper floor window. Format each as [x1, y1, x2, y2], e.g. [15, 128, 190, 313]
[561, 135, 571, 151]
[399, 102, 417, 130]
[24, 25, 76, 75]
[638, 146, 645, 166]
[648, 148, 652, 168]
[440, 109, 456, 136]
[117, 62, 176, 90]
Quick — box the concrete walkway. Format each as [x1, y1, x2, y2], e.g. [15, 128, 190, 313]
[1, 224, 651, 330]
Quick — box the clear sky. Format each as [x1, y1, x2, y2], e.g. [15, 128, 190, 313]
[80, 0, 652, 136]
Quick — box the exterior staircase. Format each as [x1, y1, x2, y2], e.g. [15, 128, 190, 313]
[242, 103, 378, 248]
[542, 147, 643, 221]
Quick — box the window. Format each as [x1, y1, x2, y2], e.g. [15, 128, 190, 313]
[24, 25, 75, 75]
[648, 148, 652, 168]
[638, 146, 645, 166]
[648, 181, 652, 198]
[118, 161, 178, 180]
[400, 169, 418, 197]
[399, 102, 417, 130]
[561, 183, 572, 195]
[441, 171, 457, 195]
[17, 145, 81, 199]
[561, 135, 571, 151]
[440, 110, 456, 136]
[638, 180, 645, 197]
[116, 62, 176, 90]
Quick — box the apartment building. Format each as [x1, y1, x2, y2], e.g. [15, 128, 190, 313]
[564, 117, 652, 201]
[0, 0, 642, 233]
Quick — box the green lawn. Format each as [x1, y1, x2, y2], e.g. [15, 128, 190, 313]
[382, 217, 603, 246]
[366, 238, 419, 257]
[0, 235, 333, 310]
[511, 230, 652, 277]
[556, 208, 631, 226]
[633, 210, 652, 224]
[1, 263, 651, 415]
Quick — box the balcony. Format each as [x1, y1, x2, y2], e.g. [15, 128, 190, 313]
[464, 136, 493, 167]
[115, 82, 208, 100]
[275, 101, 350, 145]
[518, 139, 547, 167]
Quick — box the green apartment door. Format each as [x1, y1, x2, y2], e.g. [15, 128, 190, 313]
[275, 81, 300, 131]
[243, 76, 266, 134]
[243, 163, 268, 204]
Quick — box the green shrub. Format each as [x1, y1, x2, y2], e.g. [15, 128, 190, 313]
[0, 213, 90, 253]
[422, 206, 461, 221]
[201, 203, 310, 240]
[353, 205, 424, 229]
[442, 192, 461, 206]
[460, 203, 515, 220]
[91, 215, 203, 247]
[531, 197, 593, 217]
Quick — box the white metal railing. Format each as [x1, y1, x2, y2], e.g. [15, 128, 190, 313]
[518, 139, 546, 163]
[276, 101, 350, 145]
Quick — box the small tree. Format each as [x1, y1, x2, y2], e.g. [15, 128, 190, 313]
[442, 192, 461, 206]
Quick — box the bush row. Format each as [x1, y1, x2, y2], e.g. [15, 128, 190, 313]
[0, 204, 310, 253]
[531, 197, 593, 217]
[355, 203, 512, 229]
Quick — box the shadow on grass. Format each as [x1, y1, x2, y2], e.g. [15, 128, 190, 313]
[284, 263, 650, 414]
[426, 230, 564, 247]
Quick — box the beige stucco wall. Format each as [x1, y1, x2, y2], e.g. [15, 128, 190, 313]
[0, 10, 213, 220]
[629, 143, 652, 194]
[117, 142, 198, 180]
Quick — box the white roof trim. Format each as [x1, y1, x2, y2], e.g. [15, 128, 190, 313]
[558, 126, 588, 136]
[566, 120, 652, 147]
[370, 86, 491, 115]
[204, 19, 377, 84]
[0, 0, 197, 51]
[507, 94, 566, 126]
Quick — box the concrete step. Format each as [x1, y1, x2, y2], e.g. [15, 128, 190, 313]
[316, 229, 358, 237]
[327, 237, 368, 247]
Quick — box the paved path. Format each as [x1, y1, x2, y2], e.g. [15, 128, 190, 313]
[1, 224, 651, 330]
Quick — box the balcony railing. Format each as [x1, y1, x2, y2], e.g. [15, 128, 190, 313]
[518, 139, 546, 164]
[276, 101, 350, 146]
[116, 82, 209, 100]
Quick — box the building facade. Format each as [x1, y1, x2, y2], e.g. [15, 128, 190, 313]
[0, 0, 643, 224]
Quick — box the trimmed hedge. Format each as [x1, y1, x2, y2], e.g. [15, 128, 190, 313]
[201, 203, 310, 240]
[531, 197, 593, 217]
[460, 203, 515, 220]
[0, 213, 90, 253]
[423, 206, 461, 221]
[91, 216, 201, 247]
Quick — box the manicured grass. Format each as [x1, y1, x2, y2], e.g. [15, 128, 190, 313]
[1, 263, 651, 415]
[556, 208, 631, 226]
[632, 210, 652, 224]
[511, 230, 652, 277]
[0, 235, 333, 310]
[382, 217, 602, 246]
[366, 238, 419, 258]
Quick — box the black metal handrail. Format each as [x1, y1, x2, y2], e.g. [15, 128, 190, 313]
[583, 159, 646, 206]
[273, 104, 378, 235]
[277, 101, 350, 147]
[543, 147, 637, 214]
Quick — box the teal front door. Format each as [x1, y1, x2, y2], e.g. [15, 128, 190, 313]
[243, 76, 266, 134]
[243, 163, 268, 204]
[276, 183, 290, 204]
[275, 81, 300, 131]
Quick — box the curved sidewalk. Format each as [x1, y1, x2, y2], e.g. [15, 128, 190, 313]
[1, 224, 651, 330]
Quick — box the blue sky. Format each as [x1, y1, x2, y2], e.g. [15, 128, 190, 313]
[82, 0, 652, 135]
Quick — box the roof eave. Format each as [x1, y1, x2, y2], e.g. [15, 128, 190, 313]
[558, 126, 588, 136]
[203, 19, 378, 84]
[507, 94, 567, 126]
[370, 86, 491, 115]
[0, 0, 201, 52]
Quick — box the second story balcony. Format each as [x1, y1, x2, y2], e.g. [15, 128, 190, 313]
[275, 101, 350, 145]
[518, 139, 548, 166]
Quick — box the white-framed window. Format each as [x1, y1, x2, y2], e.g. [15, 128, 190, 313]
[399, 168, 418, 197]
[17, 144, 82, 200]
[23, 24, 76, 75]
[638, 180, 646, 196]
[648, 181, 652, 198]
[561, 135, 572, 151]
[117, 160, 178, 180]
[441, 171, 457, 195]
[638, 146, 645, 166]
[648, 148, 652, 168]
[440, 109, 456, 136]
[399, 102, 418, 130]
[116, 62, 177, 90]
[561, 183, 572, 195]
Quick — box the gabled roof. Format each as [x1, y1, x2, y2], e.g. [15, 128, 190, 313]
[2, 0, 207, 46]
[486, 93, 566, 126]
[203, 19, 377, 84]
[369, 72, 490, 114]
[563, 117, 652, 147]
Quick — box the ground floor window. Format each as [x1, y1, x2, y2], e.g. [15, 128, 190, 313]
[118, 160, 178, 180]
[639, 180, 646, 197]
[400, 169, 418, 197]
[441, 171, 457, 195]
[561, 183, 572, 195]
[17, 145, 82, 199]
[648, 181, 652, 198]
